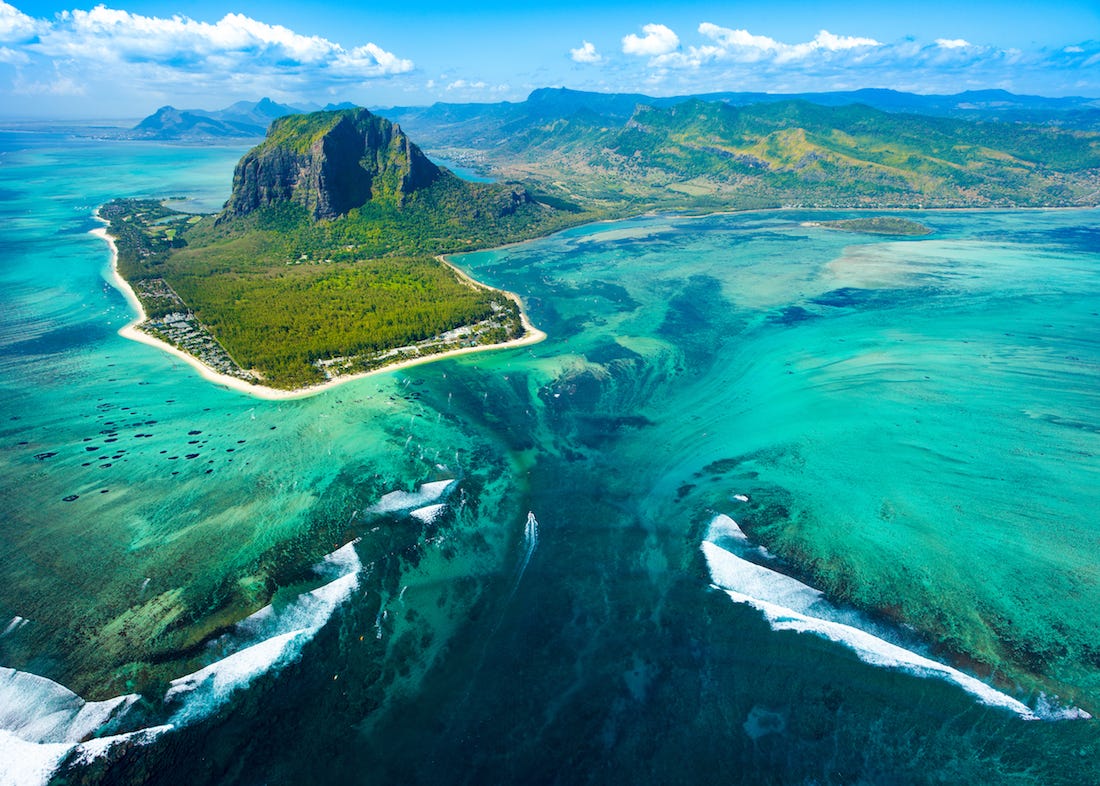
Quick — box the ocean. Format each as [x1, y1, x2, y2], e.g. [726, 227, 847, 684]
[0, 127, 1098, 785]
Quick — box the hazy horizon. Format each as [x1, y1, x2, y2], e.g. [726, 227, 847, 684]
[2, 0, 1098, 120]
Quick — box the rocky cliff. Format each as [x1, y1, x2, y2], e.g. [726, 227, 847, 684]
[224, 108, 441, 220]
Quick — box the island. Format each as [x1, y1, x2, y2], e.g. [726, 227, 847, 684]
[804, 217, 934, 235]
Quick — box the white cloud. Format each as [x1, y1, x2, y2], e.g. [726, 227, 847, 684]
[600, 22, 1100, 99]
[441, 78, 512, 97]
[13, 65, 85, 95]
[812, 30, 882, 52]
[446, 79, 486, 90]
[27, 6, 412, 78]
[622, 23, 679, 57]
[682, 24, 881, 66]
[0, 1, 39, 42]
[0, 2, 413, 107]
[570, 40, 603, 64]
[0, 44, 27, 64]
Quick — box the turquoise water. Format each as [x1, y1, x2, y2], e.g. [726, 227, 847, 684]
[1, 129, 1098, 784]
[426, 155, 496, 183]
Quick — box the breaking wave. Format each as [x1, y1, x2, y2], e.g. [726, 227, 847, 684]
[701, 514, 1089, 722]
[368, 479, 455, 514]
[0, 539, 362, 786]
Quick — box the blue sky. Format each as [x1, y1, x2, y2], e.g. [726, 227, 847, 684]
[1, 0, 1097, 118]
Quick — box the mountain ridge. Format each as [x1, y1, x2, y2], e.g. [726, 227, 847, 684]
[130, 97, 304, 140]
[130, 87, 1100, 143]
[381, 94, 1100, 211]
[378, 86, 1100, 150]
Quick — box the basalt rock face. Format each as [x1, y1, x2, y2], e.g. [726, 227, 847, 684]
[225, 108, 441, 220]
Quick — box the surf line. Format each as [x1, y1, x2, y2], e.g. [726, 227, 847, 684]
[701, 514, 1090, 721]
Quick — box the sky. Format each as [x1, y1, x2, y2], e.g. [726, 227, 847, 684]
[1, 0, 1098, 119]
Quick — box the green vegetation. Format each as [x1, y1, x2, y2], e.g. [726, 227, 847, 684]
[259, 111, 351, 153]
[399, 98, 1100, 212]
[105, 181, 591, 389]
[812, 217, 934, 235]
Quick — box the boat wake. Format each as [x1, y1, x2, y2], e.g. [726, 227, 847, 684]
[0, 539, 363, 786]
[499, 511, 539, 607]
[520, 511, 539, 577]
[701, 514, 1089, 722]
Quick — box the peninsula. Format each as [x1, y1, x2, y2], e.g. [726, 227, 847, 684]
[103, 108, 588, 393]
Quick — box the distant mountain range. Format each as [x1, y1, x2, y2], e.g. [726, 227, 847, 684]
[130, 88, 1100, 142]
[128, 98, 357, 140]
[378, 87, 1100, 149]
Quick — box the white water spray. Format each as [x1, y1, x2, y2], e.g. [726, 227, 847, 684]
[512, 511, 539, 594]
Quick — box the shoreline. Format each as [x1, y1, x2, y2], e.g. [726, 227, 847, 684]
[92, 219, 546, 401]
[94, 201, 1095, 400]
[673, 203, 1099, 223]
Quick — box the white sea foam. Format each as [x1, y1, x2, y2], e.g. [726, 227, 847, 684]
[1034, 693, 1093, 721]
[0, 539, 364, 783]
[700, 519, 1089, 721]
[410, 503, 447, 523]
[512, 511, 540, 593]
[369, 479, 455, 513]
[0, 729, 74, 786]
[67, 725, 174, 767]
[711, 578, 1035, 717]
[0, 667, 139, 744]
[1, 617, 27, 638]
[165, 629, 311, 720]
[702, 541, 831, 619]
[0, 669, 161, 786]
[167, 540, 362, 722]
[706, 513, 751, 546]
[318, 538, 362, 580]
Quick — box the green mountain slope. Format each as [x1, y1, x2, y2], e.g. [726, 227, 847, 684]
[485, 99, 1100, 209]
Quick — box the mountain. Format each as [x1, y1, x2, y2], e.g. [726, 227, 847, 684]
[224, 108, 441, 219]
[130, 97, 303, 140]
[379, 87, 1100, 150]
[382, 92, 1100, 211]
